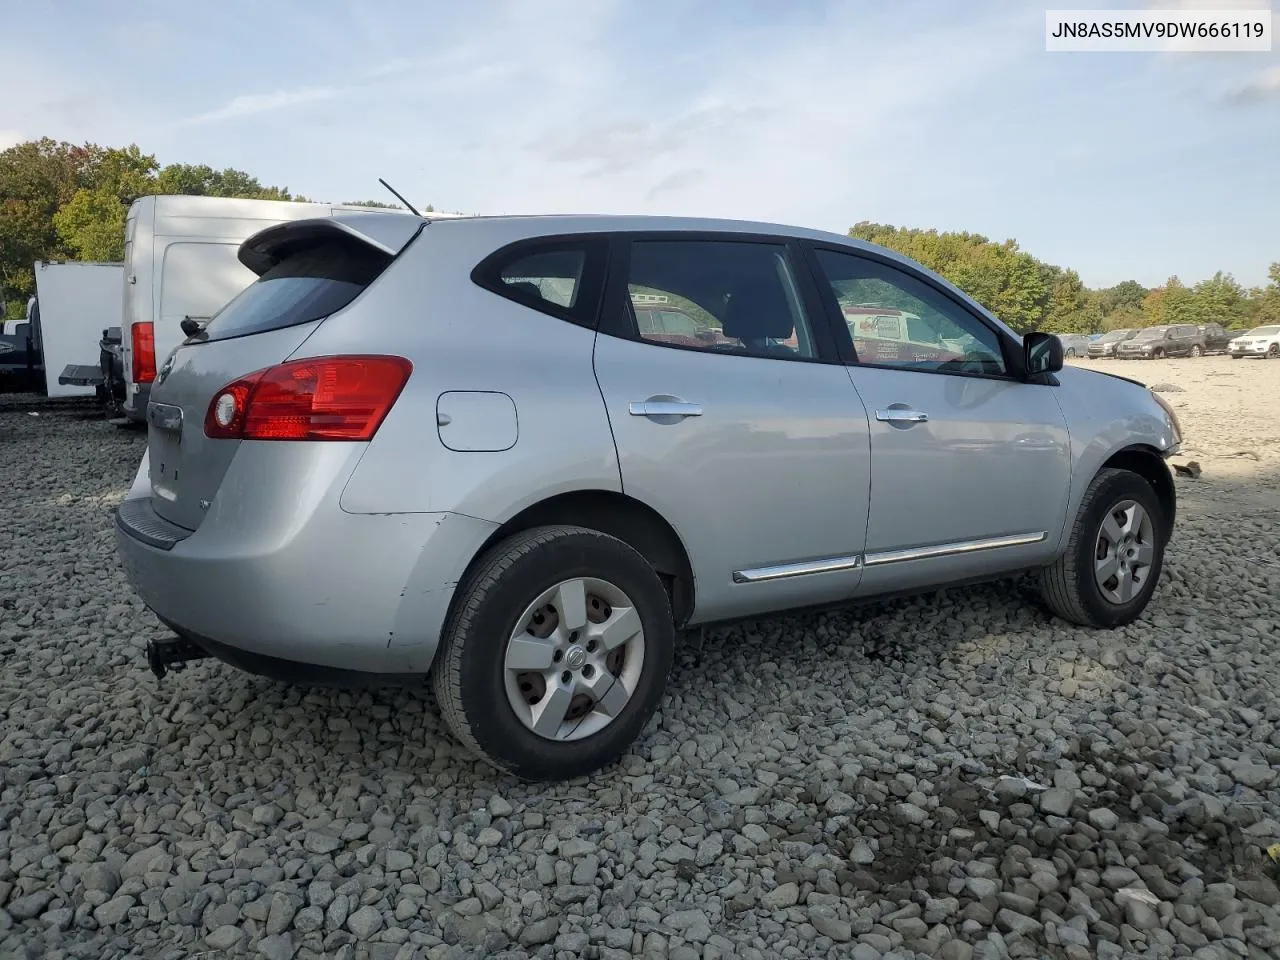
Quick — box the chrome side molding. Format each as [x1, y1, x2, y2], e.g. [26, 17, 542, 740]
[732, 554, 862, 584]
[732, 532, 1047, 583]
[863, 531, 1047, 567]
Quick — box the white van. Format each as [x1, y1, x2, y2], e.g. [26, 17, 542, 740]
[119, 196, 419, 421]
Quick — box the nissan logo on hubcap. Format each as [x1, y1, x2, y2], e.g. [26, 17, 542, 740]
[565, 646, 587, 669]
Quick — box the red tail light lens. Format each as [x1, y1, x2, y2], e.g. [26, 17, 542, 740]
[131, 322, 156, 383]
[204, 355, 412, 441]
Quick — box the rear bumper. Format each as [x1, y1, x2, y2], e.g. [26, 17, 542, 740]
[115, 449, 499, 676]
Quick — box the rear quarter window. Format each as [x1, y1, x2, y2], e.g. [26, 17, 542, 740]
[202, 236, 391, 342]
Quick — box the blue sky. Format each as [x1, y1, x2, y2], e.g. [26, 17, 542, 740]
[3, 0, 1277, 288]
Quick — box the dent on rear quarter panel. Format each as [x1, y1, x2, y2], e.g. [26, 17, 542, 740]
[1054, 367, 1174, 537]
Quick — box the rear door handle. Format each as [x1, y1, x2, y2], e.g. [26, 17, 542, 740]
[629, 400, 704, 418]
[875, 408, 928, 423]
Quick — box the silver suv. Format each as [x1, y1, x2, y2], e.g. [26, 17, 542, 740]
[115, 213, 1182, 780]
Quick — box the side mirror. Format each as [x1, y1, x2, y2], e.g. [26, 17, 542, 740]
[1024, 332, 1063, 375]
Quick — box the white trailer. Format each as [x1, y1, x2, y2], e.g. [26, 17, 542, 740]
[32, 261, 125, 398]
[119, 195, 422, 421]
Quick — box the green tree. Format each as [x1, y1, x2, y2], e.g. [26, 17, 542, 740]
[0, 138, 87, 304]
[1190, 270, 1246, 328]
[52, 188, 129, 260]
[1098, 280, 1147, 316]
[155, 162, 302, 200]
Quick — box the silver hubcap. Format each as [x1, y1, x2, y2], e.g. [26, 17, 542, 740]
[1094, 500, 1156, 604]
[504, 577, 645, 741]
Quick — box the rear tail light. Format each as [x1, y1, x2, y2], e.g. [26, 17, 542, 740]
[204, 355, 412, 441]
[131, 322, 156, 383]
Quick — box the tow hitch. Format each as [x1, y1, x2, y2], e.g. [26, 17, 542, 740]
[145, 636, 210, 681]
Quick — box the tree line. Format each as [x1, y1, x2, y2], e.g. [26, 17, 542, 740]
[3, 137, 1277, 332]
[850, 222, 1280, 335]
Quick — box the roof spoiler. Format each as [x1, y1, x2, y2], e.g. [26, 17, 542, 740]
[239, 213, 426, 276]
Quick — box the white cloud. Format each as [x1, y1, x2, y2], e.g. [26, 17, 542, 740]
[0, 129, 23, 150]
[182, 85, 340, 125]
[1226, 64, 1280, 101]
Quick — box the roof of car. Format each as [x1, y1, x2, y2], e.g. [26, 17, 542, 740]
[424, 212, 876, 247]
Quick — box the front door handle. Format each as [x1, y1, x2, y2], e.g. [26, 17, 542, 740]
[629, 400, 704, 418]
[875, 408, 928, 423]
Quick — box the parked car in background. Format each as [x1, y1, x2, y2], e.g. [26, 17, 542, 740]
[1050, 333, 1092, 358]
[1116, 324, 1204, 359]
[1088, 328, 1139, 357]
[1197, 322, 1232, 354]
[1227, 324, 1280, 358]
[115, 212, 1182, 781]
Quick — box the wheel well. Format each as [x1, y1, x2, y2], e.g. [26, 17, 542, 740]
[1102, 446, 1176, 535]
[475, 491, 696, 625]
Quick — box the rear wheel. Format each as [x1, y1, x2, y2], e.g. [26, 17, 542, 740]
[1152, 348, 1165, 359]
[1038, 468, 1166, 628]
[1190, 344, 1203, 358]
[1065, 348, 1077, 358]
[432, 525, 675, 780]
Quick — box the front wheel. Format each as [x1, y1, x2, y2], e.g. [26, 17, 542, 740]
[1152, 348, 1165, 359]
[1038, 468, 1167, 628]
[432, 525, 675, 781]
[1269, 344, 1279, 358]
[1190, 344, 1203, 358]
[1065, 348, 1077, 358]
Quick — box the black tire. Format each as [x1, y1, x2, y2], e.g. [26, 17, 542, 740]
[1065, 348, 1076, 358]
[1152, 348, 1165, 359]
[1269, 344, 1279, 358]
[1038, 468, 1167, 628]
[1190, 344, 1203, 358]
[432, 525, 675, 781]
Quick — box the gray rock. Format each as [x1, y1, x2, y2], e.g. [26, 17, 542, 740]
[808, 907, 851, 942]
[385, 850, 414, 872]
[304, 832, 342, 855]
[1088, 808, 1119, 831]
[7, 891, 54, 921]
[120, 843, 168, 879]
[206, 925, 245, 950]
[293, 906, 324, 933]
[265, 892, 297, 936]
[1039, 788, 1073, 816]
[520, 916, 561, 946]
[763, 882, 800, 909]
[258, 933, 297, 960]
[967, 877, 999, 899]
[996, 908, 1043, 937]
[895, 802, 929, 825]
[346, 905, 384, 938]
[92, 895, 135, 927]
[1231, 762, 1276, 789]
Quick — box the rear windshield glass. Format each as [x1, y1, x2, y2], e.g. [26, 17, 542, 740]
[202, 236, 391, 342]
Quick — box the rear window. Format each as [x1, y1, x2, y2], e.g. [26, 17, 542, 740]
[202, 237, 391, 342]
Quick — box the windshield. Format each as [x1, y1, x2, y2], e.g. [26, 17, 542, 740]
[1097, 329, 1132, 343]
[1245, 326, 1280, 336]
[1131, 327, 1166, 341]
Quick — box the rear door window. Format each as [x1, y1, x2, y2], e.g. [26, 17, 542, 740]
[203, 236, 391, 342]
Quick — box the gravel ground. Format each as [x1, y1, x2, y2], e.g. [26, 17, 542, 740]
[2, 360, 1279, 960]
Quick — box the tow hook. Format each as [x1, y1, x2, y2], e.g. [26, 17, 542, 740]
[145, 636, 210, 681]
